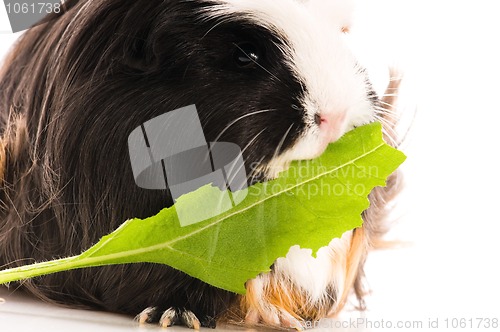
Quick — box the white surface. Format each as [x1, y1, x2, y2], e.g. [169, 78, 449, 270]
[0, 288, 143, 332]
[2, 0, 500, 331]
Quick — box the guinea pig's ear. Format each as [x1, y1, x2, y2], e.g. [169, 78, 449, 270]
[302, 0, 355, 33]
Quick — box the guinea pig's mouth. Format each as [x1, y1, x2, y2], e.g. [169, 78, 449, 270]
[253, 124, 351, 181]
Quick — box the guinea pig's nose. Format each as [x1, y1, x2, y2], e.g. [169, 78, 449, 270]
[317, 112, 347, 143]
[314, 113, 325, 126]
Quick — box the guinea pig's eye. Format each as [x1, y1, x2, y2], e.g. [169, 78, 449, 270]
[233, 42, 261, 68]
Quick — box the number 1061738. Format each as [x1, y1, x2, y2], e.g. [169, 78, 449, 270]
[5, 2, 61, 15]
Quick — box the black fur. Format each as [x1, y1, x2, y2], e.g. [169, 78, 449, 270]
[0, 0, 307, 322]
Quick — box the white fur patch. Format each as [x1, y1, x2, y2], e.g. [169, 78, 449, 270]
[273, 230, 352, 302]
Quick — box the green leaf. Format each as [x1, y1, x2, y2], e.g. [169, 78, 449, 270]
[0, 122, 406, 294]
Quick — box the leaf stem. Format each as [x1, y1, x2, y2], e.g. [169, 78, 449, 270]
[0, 255, 82, 284]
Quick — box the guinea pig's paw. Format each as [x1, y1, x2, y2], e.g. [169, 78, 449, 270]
[241, 237, 355, 329]
[242, 278, 306, 330]
[136, 307, 216, 329]
[245, 304, 304, 330]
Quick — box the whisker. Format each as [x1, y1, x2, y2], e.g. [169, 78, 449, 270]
[374, 115, 399, 147]
[201, 19, 227, 40]
[225, 128, 267, 186]
[212, 109, 277, 144]
[246, 155, 267, 184]
[261, 124, 294, 177]
[375, 113, 399, 125]
[379, 93, 399, 98]
[272, 124, 294, 162]
[377, 100, 396, 109]
[375, 109, 398, 115]
[380, 128, 399, 147]
[374, 104, 400, 115]
[375, 108, 400, 122]
[374, 113, 398, 128]
[398, 105, 419, 147]
[377, 121, 398, 139]
[241, 129, 266, 156]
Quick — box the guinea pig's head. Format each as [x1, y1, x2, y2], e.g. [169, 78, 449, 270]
[31, 0, 378, 188]
[150, 0, 378, 180]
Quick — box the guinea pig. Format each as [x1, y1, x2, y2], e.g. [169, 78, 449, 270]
[0, 0, 403, 329]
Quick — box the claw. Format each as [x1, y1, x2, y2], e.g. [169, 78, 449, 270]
[260, 305, 281, 327]
[278, 309, 304, 331]
[245, 308, 259, 325]
[137, 306, 205, 329]
[136, 307, 159, 324]
[159, 308, 178, 328]
[180, 309, 201, 330]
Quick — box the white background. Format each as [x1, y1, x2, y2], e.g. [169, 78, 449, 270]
[1, 0, 500, 331]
